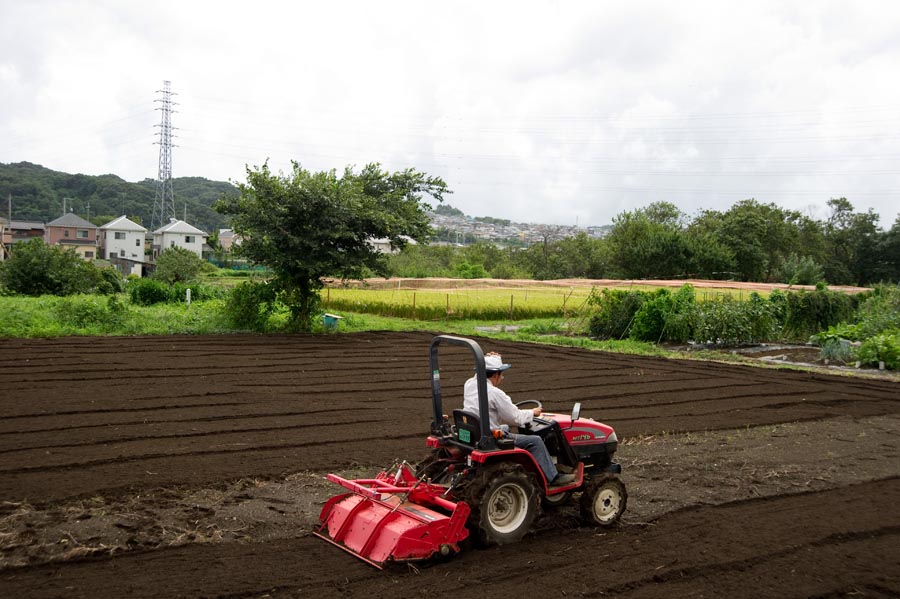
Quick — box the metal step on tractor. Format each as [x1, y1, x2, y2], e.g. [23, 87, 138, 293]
[315, 335, 627, 568]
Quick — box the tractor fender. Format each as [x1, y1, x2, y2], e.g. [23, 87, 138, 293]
[470, 448, 548, 486]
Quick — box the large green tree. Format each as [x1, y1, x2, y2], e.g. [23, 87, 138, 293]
[151, 246, 208, 285]
[0, 238, 104, 296]
[215, 162, 448, 330]
[823, 197, 881, 285]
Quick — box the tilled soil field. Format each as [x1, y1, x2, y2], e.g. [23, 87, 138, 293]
[1, 332, 898, 598]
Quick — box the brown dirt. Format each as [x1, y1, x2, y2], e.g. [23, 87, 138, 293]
[1, 332, 899, 598]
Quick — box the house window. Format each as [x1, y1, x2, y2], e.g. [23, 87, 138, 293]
[64, 230, 69, 237]
[135, 239, 141, 246]
[84, 251, 94, 258]
[114, 232, 126, 240]
[120, 249, 125, 257]
[185, 235, 195, 243]
[77, 230, 88, 239]
[170, 241, 175, 247]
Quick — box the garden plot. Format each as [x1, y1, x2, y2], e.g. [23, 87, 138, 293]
[1, 332, 898, 598]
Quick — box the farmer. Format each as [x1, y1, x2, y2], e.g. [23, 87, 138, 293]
[463, 352, 576, 486]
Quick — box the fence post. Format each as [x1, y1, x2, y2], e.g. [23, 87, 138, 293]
[509, 294, 514, 319]
[413, 292, 417, 320]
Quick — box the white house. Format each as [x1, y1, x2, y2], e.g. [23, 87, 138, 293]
[368, 236, 417, 254]
[152, 218, 208, 259]
[100, 216, 147, 277]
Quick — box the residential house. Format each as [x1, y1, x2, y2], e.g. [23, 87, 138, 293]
[9, 220, 46, 246]
[45, 213, 98, 259]
[368, 236, 417, 254]
[151, 218, 208, 259]
[100, 215, 147, 277]
[217, 229, 242, 252]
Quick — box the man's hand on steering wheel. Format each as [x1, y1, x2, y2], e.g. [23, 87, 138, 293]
[515, 399, 543, 417]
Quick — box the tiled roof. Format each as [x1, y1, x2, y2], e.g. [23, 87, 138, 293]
[47, 213, 96, 228]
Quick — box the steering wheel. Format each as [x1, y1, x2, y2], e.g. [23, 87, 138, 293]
[515, 399, 543, 410]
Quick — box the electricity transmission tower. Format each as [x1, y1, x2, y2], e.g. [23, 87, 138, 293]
[151, 80, 177, 231]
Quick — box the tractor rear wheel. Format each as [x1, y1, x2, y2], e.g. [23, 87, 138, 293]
[466, 464, 539, 546]
[579, 474, 627, 527]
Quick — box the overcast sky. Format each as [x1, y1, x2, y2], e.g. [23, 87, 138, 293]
[2, 0, 899, 227]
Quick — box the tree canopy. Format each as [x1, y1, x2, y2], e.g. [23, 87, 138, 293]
[214, 161, 448, 330]
[151, 246, 208, 285]
[0, 238, 118, 296]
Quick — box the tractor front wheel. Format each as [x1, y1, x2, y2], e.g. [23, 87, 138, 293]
[580, 474, 627, 527]
[467, 464, 539, 546]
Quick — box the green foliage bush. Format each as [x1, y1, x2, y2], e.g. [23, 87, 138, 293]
[783, 287, 855, 340]
[54, 295, 128, 330]
[128, 278, 170, 305]
[0, 238, 108, 296]
[587, 288, 648, 339]
[128, 278, 224, 306]
[856, 332, 900, 370]
[776, 253, 825, 285]
[171, 282, 224, 303]
[98, 267, 126, 295]
[152, 247, 207, 285]
[629, 285, 697, 343]
[854, 285, 900, 339]
[224, 281, 278, 331]
[694, 297, 750, 345]
[453, 261, 489, 279]
[693, 294, 779, 345]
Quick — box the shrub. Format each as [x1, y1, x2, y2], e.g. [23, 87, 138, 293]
[776, 253, 824, 285]
[783, 287, 854, 340]
[767, 289, 788, 326]
[128, 278, 171, 306]
[854, 285, 900, 339]
[587, 288, 648, 339]
[54, 295, 127, 330]
[0, 239, 100, 296]
[97, 267, 126, 295]
[694, 297, 752, 345]
[453, 261, 489, 279]
[224, 281, 278, 331]
[629, 285, 697, 343]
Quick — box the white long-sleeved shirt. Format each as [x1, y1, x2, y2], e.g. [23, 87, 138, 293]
[463, 376, 534, 430]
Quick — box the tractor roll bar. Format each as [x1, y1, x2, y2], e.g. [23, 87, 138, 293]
[429, 335, 495, 450]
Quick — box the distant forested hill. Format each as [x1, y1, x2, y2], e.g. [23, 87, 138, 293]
[0, 162, 238, 232]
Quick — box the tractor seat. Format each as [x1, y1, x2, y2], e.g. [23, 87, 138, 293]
[452, 409, 480, 447]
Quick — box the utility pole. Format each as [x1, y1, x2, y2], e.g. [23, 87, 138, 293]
[151, 80, 177, 230]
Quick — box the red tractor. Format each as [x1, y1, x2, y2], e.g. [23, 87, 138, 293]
[315, 335, 626, 568]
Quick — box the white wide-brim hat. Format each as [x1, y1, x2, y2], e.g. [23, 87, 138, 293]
[485, 354, 511, 372]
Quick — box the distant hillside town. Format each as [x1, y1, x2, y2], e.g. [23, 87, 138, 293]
[428, 205, 611, 246]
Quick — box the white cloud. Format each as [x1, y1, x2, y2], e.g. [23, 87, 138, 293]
[1, 0, 899, 226]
